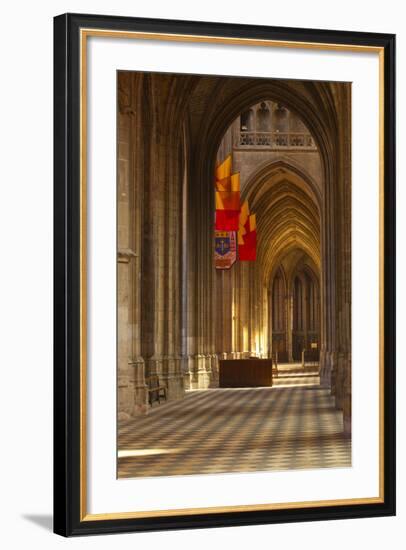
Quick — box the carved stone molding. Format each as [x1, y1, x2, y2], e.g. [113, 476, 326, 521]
[118, 248, 137, 263]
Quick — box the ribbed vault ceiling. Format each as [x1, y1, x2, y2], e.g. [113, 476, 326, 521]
[247, 168, 321, 284]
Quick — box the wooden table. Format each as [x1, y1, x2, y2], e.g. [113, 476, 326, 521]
[219, 359, 273, 388]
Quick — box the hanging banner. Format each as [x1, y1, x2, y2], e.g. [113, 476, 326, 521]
[214, 231, 237, 269]
[215, 157, 241, 231]
[238, 213, 257, 261]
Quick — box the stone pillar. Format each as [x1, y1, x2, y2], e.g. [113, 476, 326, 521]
[231, 265, 240, 358]
[143, 137, 184, 400]
[261, 284, 269, 358]
[186, 149, 216, 389]
[287, 288, 293, 362]
[330, 83, 352, 435]
[267, 288, 272, 358]
[303, 276, 308, 351]
[117, 73, 148, 418]
[319, 176, 338, 389]
[161, 139, 184, 399]
[140, 74, 185, 402]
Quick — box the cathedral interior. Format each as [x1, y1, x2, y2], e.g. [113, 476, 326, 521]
[117, 72, 352, 478]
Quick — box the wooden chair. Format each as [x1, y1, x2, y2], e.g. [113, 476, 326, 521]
[146, 375, 167, 406]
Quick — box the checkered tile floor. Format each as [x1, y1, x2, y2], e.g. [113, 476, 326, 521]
[118, 375, 351, 479]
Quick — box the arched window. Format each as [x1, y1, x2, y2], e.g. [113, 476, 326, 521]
[273, 103, 289, 146]
[240, 109, 254, 131]
[256, 102, 271, 132]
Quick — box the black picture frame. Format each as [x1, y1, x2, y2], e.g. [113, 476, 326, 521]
[54, 12, 396, 537]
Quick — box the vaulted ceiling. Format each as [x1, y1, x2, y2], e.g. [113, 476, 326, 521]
[243, 162, 321, 285]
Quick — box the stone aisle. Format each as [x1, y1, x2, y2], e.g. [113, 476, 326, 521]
[118, 379, 351, 479]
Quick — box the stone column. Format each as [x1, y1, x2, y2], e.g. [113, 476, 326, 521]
[267, 287, 272, 358]
[143, 137, 184, 400]
[319, 180, 338, 389]
[185, 151, 216, 388]
[231, 265, 240, 358]
[287, 286, 294, 362]
[161, 139, 184, 399]
[336, 84, 352, 434]
[141, 74, 185, 402]
[302, 275, 308, 352]
[117, 72, 148, 418]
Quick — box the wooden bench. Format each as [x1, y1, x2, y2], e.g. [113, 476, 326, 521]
[146, 375, 167, 406]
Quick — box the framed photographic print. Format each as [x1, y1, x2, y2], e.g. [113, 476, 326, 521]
[53, 13, 396, 536]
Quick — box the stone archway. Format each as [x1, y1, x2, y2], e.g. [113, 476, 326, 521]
[116, 72, 351, 435]
[186, 78, 351, 432]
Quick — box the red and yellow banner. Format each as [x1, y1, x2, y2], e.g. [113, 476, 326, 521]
[238, 201, 257, 261]
[214, 157, 257, 263]
[215, 156, 240, 231]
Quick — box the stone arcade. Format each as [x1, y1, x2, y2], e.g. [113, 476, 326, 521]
[117, 72, 351, 436]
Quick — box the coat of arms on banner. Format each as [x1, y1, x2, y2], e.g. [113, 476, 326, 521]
[214, 231, 237, 269]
